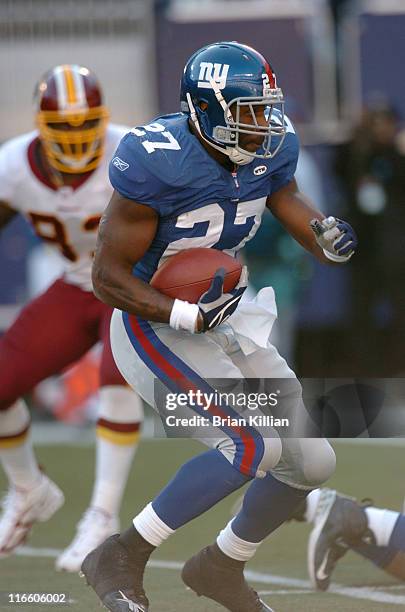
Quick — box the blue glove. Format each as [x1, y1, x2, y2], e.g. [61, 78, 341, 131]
[310, 216, 357, 262]
[198, 266, 248, 332]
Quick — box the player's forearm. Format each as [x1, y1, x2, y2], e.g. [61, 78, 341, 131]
[92, 263, 174, 322]
[268, 189, 331, 263]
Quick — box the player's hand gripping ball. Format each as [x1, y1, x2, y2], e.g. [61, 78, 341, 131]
[150, 248, 243, 303]
[150, 248, 247, 332]
[197, 265, 248, 331]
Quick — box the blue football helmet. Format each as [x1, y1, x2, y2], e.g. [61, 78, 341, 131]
[180, 41, 286, 165]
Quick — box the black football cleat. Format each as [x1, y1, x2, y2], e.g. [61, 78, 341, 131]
[81, 534, 149, 611]
[182, 543, 274, 612]
[307, 489, 374, 591]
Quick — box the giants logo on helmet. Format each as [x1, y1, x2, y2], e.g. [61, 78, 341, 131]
[198, 62, 229, 90]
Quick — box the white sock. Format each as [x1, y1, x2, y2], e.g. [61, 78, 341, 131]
[304, 488, 321, 523]
[90, 438, 139, 516]
[133, 503, 175, 547]
[0, 400, 42, 489]
[90, 386, 143, 516]
[365, 507, 400, 546]
[217, 519, 261, 561]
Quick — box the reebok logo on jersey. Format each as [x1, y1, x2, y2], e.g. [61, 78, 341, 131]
[198, 62, 229, 90]
[253, 165, 267, 176]
[112, 157, 129, 172]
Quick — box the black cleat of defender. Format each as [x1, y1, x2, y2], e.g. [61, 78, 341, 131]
[182, 544, 274, 612]
[308, 489, 374, 591]
[81, 534, 149, 611]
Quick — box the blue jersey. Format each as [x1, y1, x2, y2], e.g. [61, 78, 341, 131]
[109, 113, 299, 281]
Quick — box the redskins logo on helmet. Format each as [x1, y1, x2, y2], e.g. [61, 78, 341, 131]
[35, 65, 109, 174]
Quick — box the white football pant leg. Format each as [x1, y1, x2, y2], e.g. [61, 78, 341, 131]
[110, 309, 281, 477]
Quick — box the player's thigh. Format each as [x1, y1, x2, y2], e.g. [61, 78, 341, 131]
[110, 310, 243, 406]
[110, 311, 282, 475]
[230, 341, 303, 425]
[269, 437, 336, 489]
[0, 280, 98, 406]
[230, 341, 296, 380]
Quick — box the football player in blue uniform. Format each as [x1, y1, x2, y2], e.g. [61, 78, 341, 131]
[81, 42, 357, 611]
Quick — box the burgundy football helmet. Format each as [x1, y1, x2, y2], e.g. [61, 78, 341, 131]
[35, 64, 109, 173]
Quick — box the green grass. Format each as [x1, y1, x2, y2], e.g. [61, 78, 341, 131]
[0, 439, 404, 611]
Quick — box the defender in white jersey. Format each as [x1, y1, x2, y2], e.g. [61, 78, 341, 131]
[0, 65, 144, 571]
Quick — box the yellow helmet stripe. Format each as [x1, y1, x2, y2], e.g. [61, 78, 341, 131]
[63, 65, 77, 105]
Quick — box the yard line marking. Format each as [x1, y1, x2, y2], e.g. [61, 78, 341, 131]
[15, 547, 405, 606]
[258, 590, 311, 595]
[16, 546, 62, 557]
[245, 568, 405, 606]
[383, 585, 405, 591]
[328, 584, 405, 605]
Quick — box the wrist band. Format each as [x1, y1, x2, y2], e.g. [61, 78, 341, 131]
[169, 299, 200, 333]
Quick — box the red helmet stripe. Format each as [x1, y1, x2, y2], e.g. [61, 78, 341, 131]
[238, 43, 277, 88]
[264, 61, 277, 88]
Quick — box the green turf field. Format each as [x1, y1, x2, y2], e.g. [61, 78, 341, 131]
[1, 438, 404, 611]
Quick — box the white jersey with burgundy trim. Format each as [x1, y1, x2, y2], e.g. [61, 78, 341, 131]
[0, 123, 129, 291]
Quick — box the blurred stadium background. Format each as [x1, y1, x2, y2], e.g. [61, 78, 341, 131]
[1, 1, 405, 609]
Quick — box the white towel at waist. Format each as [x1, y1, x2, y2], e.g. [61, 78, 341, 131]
[227, 287, 277, 355]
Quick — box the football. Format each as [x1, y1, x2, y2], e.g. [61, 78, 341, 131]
[150, 248, 242, 303]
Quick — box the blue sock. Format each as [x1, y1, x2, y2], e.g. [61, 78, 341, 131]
[152, 449, 250, 529]
[389, 515, 405, 551]
[352, 543, 397, 568]
[232, 473, 308, 543]
[353, 514, 404, 569]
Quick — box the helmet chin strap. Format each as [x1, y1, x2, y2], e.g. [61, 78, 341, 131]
[227, 147, 254, 165]
[186, 93, 253, 166]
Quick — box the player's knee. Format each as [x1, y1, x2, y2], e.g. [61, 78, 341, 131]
[273, 439, 336, 490]
[301, 439, 336, 487]
[256, 435, 282, 475]
[217, 432, 282, 478]
[0, 380, 19, 412]
[0, 399, 30, 433]
[0, 350, 21, 411]
[99, 385, 144, 423]
[100, 366, 127, 387]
